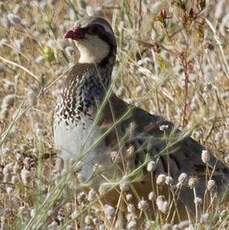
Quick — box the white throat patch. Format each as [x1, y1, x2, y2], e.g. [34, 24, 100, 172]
[76, 35, 110, 63]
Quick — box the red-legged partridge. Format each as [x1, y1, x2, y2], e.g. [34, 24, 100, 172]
[53, 17, 229, 218]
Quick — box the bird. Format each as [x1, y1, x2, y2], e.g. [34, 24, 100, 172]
[53, 16, 228, 219]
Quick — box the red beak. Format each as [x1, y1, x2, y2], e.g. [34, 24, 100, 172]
[64, 27, 85, 40]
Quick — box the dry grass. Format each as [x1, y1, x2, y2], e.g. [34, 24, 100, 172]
[0, 0, 228, 229]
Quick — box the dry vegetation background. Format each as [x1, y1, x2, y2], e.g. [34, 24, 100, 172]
[0, 0, 229, 229]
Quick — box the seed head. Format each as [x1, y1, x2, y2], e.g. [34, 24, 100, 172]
[156, 195, 169, 214]
[126, 145, 135, 159]
[201, 150, 210, 164]
[126, 193, 133, 201]
[207, 179, 216, 191]
[224, 155, 229, 164]
[119, 176, 130, 192]
[104, 204, 115, 220]
[147, 160, 156, 172]
[127, 204, 136, 213]
[127, 219, 137, 229]
[178, 172, 188, 184]
[194, 197, 202, 205]
[156, 174, 166, 185]
[6, 186, 13, 194]
[188, 177, 198, 189]
[148, 191, 155, 201]
[159, 124, 169, 131]
[84, 215, 92, 225]
[165, 176, 174, 186]
[126, 213, 136, 222]
[138, 199, 149, 210]
[70, 210, 79, 219]
[200, 213, 209, 224]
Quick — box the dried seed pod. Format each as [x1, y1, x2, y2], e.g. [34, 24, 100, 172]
[148, 191, 155, 201]
[70, 210, 79, 219]
[201, 150, 210, 164]
[194, 197, 202, 205]
[224, 155, 229, 164]
[165, 176, 174, 186]
[6, 186, 13, 194]
[84, 215, 92, 225]
[207, 179, 216, 191]
[104, 204, 115, 220]
[127, 204, 136, 213]
[188, 177, 198, 189]
[127, 219, 137, 229]
[200, 213, 209, 224]
[147, 160, 156, 172]
[126, 193, 133, 201]
[138, 199, 149, 210]
[119, 176, 130, 192]
[156, 174, 166, 185]
[178, 172, 188, 184]
[156, 195, 169, 214]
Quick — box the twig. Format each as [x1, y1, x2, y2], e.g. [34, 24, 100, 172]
[0, 55, 40, 83]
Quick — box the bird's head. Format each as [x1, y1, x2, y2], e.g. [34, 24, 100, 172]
[64, 17, 116, 64]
